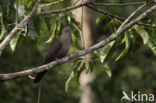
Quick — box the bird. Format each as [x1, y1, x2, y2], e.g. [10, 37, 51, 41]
[34, 26, 72, 83]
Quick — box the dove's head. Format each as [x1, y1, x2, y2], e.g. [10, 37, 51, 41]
[62, 26, 72, 33]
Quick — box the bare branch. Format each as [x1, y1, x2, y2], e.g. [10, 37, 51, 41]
[0, 4, 155, 81]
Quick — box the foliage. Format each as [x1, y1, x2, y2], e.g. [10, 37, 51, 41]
[0, 0, 156, 103]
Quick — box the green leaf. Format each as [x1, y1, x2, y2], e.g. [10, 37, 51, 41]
[37, 6, 41, 13]
[27, 0, 35, 8]
[71, 32, 83, 50]
[103, 64, 111, 78]
[99, 41, 115, 63]
[146, 27, 156, 56]
[93, 50, 99, 57]
[134, 25, 149, 44]
[96, 15, 106, 25]
[65, 71, 74, 92]
[147, 40, 156, 56]
[67, 15, 71, 23]
[85, 60, 94, 73]
[37, 18, 48, 43]
[57, 23, 61, 33]
[115, 31, 131, 61]
[104, 20, 119, 33]
[10, 34, 20, 51]
[65, 60, 84, 92]
[104, 34, 123, 62]
[75, 61, 85, 82]
[0, 11, 7, 40]
[46, 22, 57, 43]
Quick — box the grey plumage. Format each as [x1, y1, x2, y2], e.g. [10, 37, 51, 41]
[34, 26, 72, 83]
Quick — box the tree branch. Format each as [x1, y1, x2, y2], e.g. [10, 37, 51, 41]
[117, 4, 146, 32]
[40, 0, 65, 8]
[0, 4, 155, 81]
[92, 2, 147, 7]
[0, 0, 95, 55]
[35, 0, 95, 16]
[0, 0, 42, 55]
[87, 5, 156, 28]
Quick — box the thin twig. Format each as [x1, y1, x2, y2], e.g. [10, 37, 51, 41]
[92, 2, 146, 7]
[87, 5, 124, 20]
[37, 82, 41, 103]
[0, 4, 155, 81]
[35, 0, 95, 16]
[87, 5, 156, 28]
[72, 23, 81, 34]
[117, 5, 156, 34]
[0, 23, 15, 30]
[72, 0, 80, 6]
[117, 4, 146, 33]
[40, 0, 65, 8]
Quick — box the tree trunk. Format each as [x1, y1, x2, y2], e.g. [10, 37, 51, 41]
[72, 1, 97, 103]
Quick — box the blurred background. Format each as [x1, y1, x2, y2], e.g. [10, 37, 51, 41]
[0, 0, 156, 103]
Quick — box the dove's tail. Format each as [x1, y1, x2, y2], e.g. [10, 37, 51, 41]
[34, 71, 47, 83]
